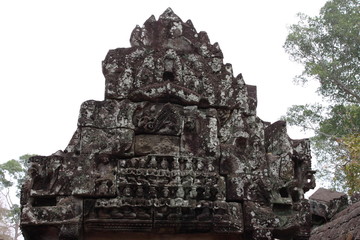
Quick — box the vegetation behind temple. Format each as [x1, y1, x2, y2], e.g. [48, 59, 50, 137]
[0, 154, 33, 240]
[283, 0, 360, 194]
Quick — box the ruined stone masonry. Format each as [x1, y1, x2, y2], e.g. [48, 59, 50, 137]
[20, 8, 316, 240]
[309, 189, 360, 239]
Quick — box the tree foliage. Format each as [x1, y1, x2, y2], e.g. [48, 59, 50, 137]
[284, 0, 360, 104]
[0, 197, 12, 240]
[0, 154, 33, 240]
[340, 133, 360, 194]
[283, 0, 360, 194]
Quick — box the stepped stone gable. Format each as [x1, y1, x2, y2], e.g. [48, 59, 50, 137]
[20, 8, 316, 240]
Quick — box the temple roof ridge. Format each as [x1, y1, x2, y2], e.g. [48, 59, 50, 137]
[159, 7, 181, 21]
[129, 8, 218, 53]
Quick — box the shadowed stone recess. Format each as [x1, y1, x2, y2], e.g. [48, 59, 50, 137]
[20, 8, 315, 240]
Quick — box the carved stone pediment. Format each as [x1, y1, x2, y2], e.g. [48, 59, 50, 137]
[21, 8, 315, 240]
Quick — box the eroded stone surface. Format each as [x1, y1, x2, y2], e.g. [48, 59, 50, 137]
[310, 200, 360, 240]
[309, 188, 348, 226]
[21, 8, 315, 240]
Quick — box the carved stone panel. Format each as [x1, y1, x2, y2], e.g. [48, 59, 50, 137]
[133, 102, 182, 136]
[180, 107, 220, 158]
[80, 127, 134, 156]
[134, 135, 180, 156]
[78, 99, 137, 129]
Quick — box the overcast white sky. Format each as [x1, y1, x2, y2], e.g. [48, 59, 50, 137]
[0, 0, 327, 163]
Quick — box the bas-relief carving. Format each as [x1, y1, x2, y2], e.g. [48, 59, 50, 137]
[133, 103, 182, 135]
[21, 8, 315, 240]
[94, 155, 117, 196]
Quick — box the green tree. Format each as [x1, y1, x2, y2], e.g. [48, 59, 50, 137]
[0, 154, 33, 240]
[341, 133, 360, 194]
[0, 197, 12, 240]
[283, 0, 360, 194]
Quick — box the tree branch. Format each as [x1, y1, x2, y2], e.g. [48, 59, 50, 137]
[301, 123, 341, 141]
[331, 77, 360, 103]
[0, 191, 11, 209]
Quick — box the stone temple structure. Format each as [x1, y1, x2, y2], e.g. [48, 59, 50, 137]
[20, 8, 316, 240]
